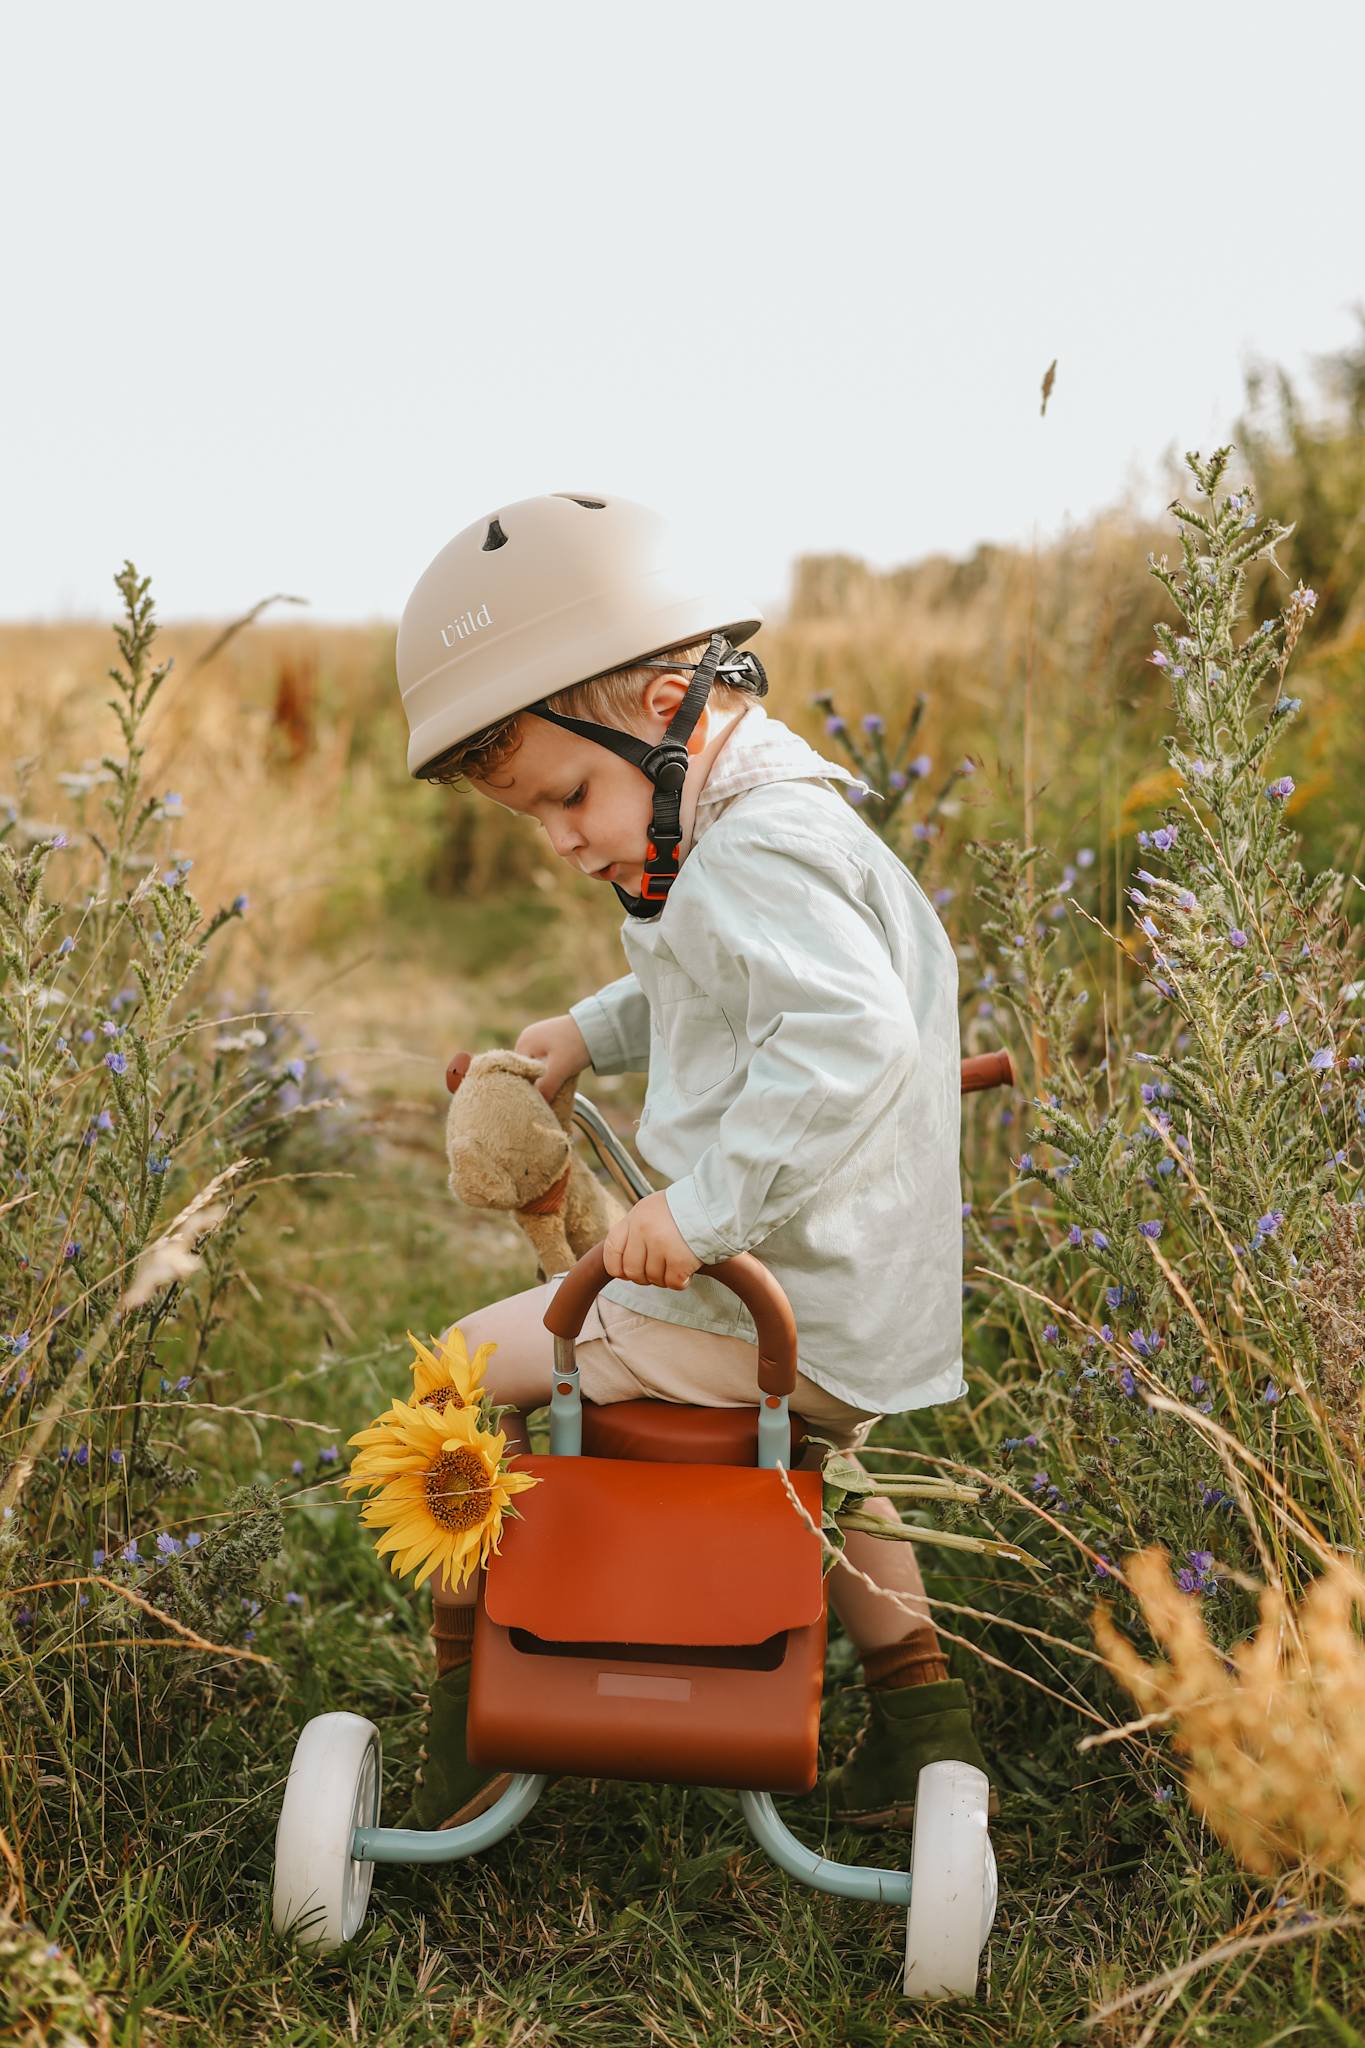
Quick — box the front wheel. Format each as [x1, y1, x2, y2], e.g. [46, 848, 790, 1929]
[902, 1758, 996, 1999]
[273, 1712, 382, 1951]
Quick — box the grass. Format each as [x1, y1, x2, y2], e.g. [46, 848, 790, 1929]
[18, 1175, 1347, 2047]
[7, 421, 1365, 2040]
[13, 1103, 1344, 2045]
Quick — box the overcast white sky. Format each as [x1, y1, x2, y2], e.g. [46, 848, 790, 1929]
[3, 1, 1361, 626]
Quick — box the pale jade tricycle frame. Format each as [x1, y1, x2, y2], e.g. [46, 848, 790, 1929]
[271, 1094, 997, 2000]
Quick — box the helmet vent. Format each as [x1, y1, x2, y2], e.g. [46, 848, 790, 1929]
[555, 494, 606, 510]
[482, 518, 509, 552]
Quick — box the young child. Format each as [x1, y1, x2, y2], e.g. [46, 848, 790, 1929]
[395, 491, 993, 1831]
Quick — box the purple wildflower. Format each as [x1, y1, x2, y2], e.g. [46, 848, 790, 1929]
[1138, 1220, 1163, 1240]
[1149, 650, 1168, 668]
[232, 893, 249, 915]
[824, 715, 846, 737]
[104, 1051, 127, 1075]
[319, 1445, 339, 1465]
[290, 1458, 305, 1477]
[888, 770, 907, 791]
[1255, 1209, 1285, 1239]
[1068, 1224, 1083, 1248]
[1092, 1230, 1109, 1250]
[285, 1590, 304, 1607]
[156, 1532, 182, 1557]
[1042, 1323, 1059, 1343]
[1310, 1048, 1334, 1072]
[861, 713, 884, 734]
[1152, 826, 1177, 852]
[1267, 776, 1295, 801]
[1228, 928, 1248, 949]
[1263, 1381, 1281, 1405]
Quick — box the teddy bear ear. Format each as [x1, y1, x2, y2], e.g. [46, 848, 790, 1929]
[446, 1051, 473, 1095]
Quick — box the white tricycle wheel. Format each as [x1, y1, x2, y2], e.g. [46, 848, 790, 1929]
[903, 1758, 997, 1999]
[273, 1712, 382, 1951]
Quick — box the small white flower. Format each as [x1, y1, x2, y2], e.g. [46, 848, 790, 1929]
[212, 1027, 268, 1053]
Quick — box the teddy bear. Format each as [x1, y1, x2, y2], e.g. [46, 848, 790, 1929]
[443, 1049, 629, 1281]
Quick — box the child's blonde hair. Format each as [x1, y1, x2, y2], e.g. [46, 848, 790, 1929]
[419, 637, 752, 787]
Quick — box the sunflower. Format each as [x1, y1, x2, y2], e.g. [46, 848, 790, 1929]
[345, 1325, 495, 1465]
[406, 1326, 494, 1418]
[347, 1398, 538, 1592]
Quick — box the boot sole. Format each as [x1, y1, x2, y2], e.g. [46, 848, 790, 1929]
[835, 1783, 1000, 1830]
[436, 1771, 514, 1831]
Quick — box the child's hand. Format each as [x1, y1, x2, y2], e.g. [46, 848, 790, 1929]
[514, 1014, 591, 1104]
[602, 1191, 702, 1291]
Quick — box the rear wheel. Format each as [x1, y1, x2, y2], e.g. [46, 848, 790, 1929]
[902, 1758, 995, 1999]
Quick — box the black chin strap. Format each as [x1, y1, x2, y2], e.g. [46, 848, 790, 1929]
[525, 632, 768, 920]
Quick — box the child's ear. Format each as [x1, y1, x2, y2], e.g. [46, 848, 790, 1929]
[686, 707, 710, 756]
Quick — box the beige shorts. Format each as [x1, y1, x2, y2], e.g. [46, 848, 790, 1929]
[572, 1291, 882, 1454]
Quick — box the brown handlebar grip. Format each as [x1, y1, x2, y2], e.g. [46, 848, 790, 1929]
[543, 1242, 800, 1397]
[961, 1050, 1015, 1094]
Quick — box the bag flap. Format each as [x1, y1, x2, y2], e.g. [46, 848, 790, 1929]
[484, 1454, 825, 1646]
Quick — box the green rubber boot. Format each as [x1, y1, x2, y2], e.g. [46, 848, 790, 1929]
[825, 1678, 999, 1830]
[409, 1661, 511, 1832]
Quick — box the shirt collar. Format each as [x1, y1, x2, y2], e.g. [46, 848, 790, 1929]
[693, 702, 877, 829]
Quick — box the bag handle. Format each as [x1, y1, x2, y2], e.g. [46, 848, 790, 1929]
[542, 1242, 800, 1397]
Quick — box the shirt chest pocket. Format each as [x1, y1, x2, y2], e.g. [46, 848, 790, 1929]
[652, 968, 739, 1097]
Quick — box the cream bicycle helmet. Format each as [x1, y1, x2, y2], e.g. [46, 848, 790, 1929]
[396, 491, 767, 918]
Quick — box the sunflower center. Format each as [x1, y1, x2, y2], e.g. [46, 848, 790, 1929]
[424, 1444, 492, 1531]
[418, 1386, 465, 1414]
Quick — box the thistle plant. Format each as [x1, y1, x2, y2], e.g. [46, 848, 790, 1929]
[808, 688, 977, 871]
[0, 566, 323, 1840]
[965, 448, 1362, 1642]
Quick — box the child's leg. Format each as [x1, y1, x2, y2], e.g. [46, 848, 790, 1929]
[826, 1468, 948, 1681]
[821, 1452, 994, 1823]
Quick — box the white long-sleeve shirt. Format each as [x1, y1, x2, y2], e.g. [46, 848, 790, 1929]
[568, 704, 963, 1414]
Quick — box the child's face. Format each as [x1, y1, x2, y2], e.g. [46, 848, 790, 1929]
[469, 677, 696, 897]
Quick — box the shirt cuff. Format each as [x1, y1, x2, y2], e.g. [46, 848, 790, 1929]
[569, 991, 634, 1077]
[663, 1176, 738, 1266]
